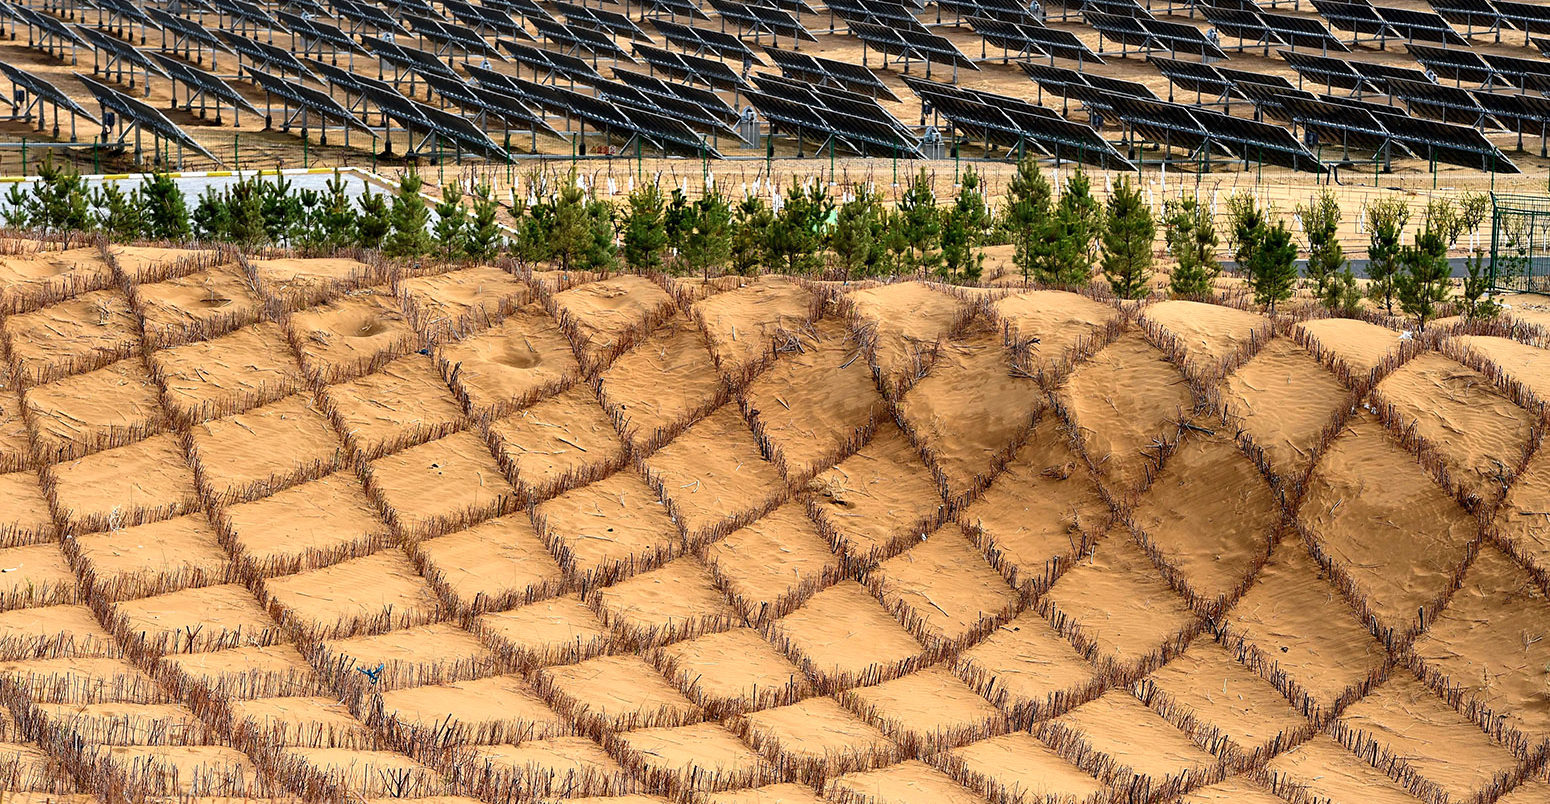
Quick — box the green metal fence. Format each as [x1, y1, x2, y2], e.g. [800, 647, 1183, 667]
[1489, 193, 1550, 293]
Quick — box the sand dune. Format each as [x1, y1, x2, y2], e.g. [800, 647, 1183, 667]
[0, 241, 1544, 802]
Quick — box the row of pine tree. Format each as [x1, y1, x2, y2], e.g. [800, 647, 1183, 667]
[0, 157, 1501, 327]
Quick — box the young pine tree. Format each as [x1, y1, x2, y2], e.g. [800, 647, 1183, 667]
[385, 170, 433, 258]
[1224, 192, 1266, 270]
[896, 169, 942, 275]
[315, 171, 358, 253]
[1395, 228, 1451, 329]
[620, 181, 669, 272]
[581, 192, 618, 273]
[463, 183, 504, 261]
[1245, 219, 1299, 313]
[91, 183, 143, 243]
[1163, 196, 1219, 298]
[1365, 196, 1410, 314]
[356, 186, 392, 250]
[940, 167, 988, 285]
[829, 185, 887, 280]
[27, 157, 90, 245]
[1297, 189, 1346, 307]
[433, 181, 470, 261]
[765, 180, 831, 275]
[1003, 154, 1054, 284]
[260, 176, 305, 246]
[3, 185, 29, 230]
[1100, 176, 1154, 301]
[663, 187, 693, 259]
[1049, 170, 1102, 286]
[730, 193, 771, 276]
[682, 188, 733, 283]
[139, 172, 190, 242]
[1459, 250, 1497, 320]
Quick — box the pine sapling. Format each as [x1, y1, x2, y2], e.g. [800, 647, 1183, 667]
[385, 169, 433, 258]
[433, 180, 470, 261]
[682, 187, 733, 283]
[1164, 196, 1219, 298]
[620, 181, 668, 272]
[897, 169, 942, 275]
[1245, 219, 1298, 313]
[1100, 175, 1154, 300]
[1395, 228, 1451, 329]
[940, 167, 988, 284]
[1003, 154, 1054, 284]
[1365, 196, 1409, 314]
[730, 193, 770, 276]
[829, 185, 886, 280]
[1297, 189, 1345, 307]
[463, 183, 504, 261]
[356, 186, 392, 250]
[1050, 169, 1102, 286]
[140, 171, 190, 242]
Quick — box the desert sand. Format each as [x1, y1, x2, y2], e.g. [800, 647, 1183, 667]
[0, 237, 1544, 804]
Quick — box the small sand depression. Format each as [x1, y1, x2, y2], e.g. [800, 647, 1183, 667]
[0, 243, 1544, 803]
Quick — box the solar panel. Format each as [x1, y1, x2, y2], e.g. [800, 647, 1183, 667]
[0, 62, 100, 126]
[1483, 52, 1550, 92]
[354, 73, 512, 158]
[1429, 0, 1497, 28]
[147, 7, 236, 57]
[1259, 10, 1352, 51]
[414, 67, 563, 136]
[629, 0, 713, 22]
[1087, 10, 1229, 59]
[148, 51, 261, 117]
[1198, 5, 1277, 48]
[332, 0, 408, 32]
[440, 0, 531, 39]
[531, 17, 639, 63]
[935, 0, 1029, 20]
[75, 24, 173, 81]
[707, 0, 817, 41]
[2, 3, 90, 50]
[1375, 5, 1470, 44]
[209, 0, 282, 31]
[1193, 105, 1325, 171]
[363, 35, 462, 80]
[218, 29, 319, 79]
[1470, 89, 1550, 153]
[1311, 0, 1392, 37]
[497, 39, 605, 84]
[762, 47, 899, 99]
[634, 42, 748, 89]
[1232, 79, 1317, 122]
[967, 15, 1105, 63]
[76, 72, 221, 163]
[650, 19, 764, 64]
[613, 68, 742, 124]
[902, 74, 1134, 168]
[1151, 56, 1231, 98]
[482, 0, 558, 24]
[1082, 0, 1150, 16]
[1348, 60, 1434, 88]
[747, 78, 921, 157]
[1218, 65, 1296, 92]
[243, 64, 377, 136]
[557, 2, 654, 41]
[826, 0, 919, 26]
[1385, 76, 1485, 125]
[1279, 49, 1368, 92]
[759, 0, 820, 17]
[91, 0, 156, 28]
[1406, 42, 1495, 85]
[276, 10, 370, 56]
[403, 12, 506, 58]
[1494, 1, 1550, 35]
[592, 76, 741, 138]
[480, 68, 721, 154]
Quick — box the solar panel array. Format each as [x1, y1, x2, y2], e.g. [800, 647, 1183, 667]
[0, 0, 1537, 174]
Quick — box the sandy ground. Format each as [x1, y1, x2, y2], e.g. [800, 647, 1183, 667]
[0, 0, 1545, 261]
[0, 237, 1545, 801]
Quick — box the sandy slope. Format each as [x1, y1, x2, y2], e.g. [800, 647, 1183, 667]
[0, 240, 1545, 802]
